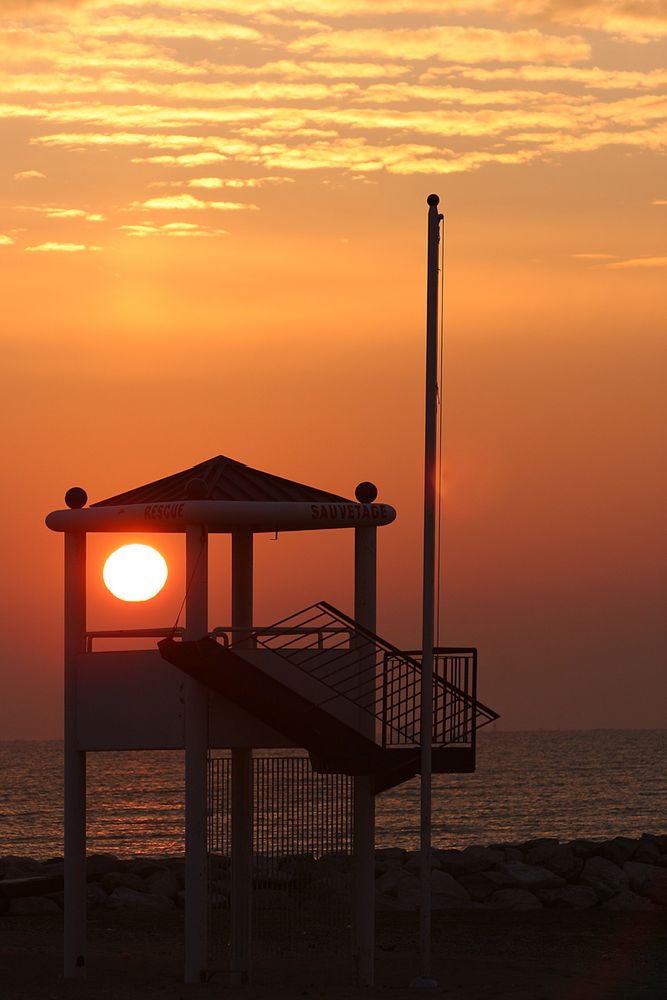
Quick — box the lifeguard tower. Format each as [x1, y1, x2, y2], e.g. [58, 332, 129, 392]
[46, 197, 499, 987]
[46, 454, 496, 985]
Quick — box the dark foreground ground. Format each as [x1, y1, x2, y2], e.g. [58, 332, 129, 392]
[2, 909, 666, 1000]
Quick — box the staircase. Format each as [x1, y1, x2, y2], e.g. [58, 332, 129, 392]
[159, 601, 498, 793]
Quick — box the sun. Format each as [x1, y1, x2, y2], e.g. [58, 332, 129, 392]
[103, 544, 168, 602]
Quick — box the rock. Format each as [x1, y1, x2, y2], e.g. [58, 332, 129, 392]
[396, 876, 422, 908]
[541, 885, 598, 910]
[86, 882, 108, 909]
[144, 869, 180, 898]
[488, 844, 523, 863]
[405, 849, 442, 873]
[375, 868, 404, 895]
[580, 856, 629, 901]
[9, 895, 60, 914]
[431, 870, 471, 905]
[375, 848, 407, 865]
[639, 833, 665, 853]
[437, 851, 468, 877]
[431, 895, 472, 910]
[633, 843, 661, 866]
[40, 860, 64, 877]
[623, 862, 667, 905]
[391, 871, 470, 910]
[485, 889, 542, 911]
[86, 854, 122, 877]
[1, 857, 42, 880]
[107, 887, 175, 911]
[542, 846, 582, 881]
[496, 863, 565, 892]
[0, 874, 64, 901]
[164, 856, 184, 873]
[601, 837, 637, 867]
[102, 871, 145, 894]
[438, 846, 504, 876]
[605, 890, 657, 912]
[462, 846, 504, 870]
[126, 859, 168, 878]
[524, 839, 560, 866]
[503, 847, 524, 864]
[568, 839, 604, 860]
[457, 870, 518, 901]
[375, 892, 413, 911]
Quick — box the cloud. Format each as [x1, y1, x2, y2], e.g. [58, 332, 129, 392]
[186, 175, 294, 189]
[19, 205, 105, 220]
[571, 252, 618, 259]
[652, 199, 667, 205]
[536, 0, 667, 42]
[25, 242, 101, 252]
[132, 194, 259, 212]
[0, 234, 15, 246]
[606, 256, 667, 269]
[425, 64, 667, 92]
[1, 0, 665, 239]
[131, 153, 228, 167]
[290, 26, 591, 64]
[117, 221, 229, 237]
[56, 0, 667, 42]
[14, 170, 47, 180]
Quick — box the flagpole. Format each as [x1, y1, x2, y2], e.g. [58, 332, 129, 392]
[415, 193, 443, 988]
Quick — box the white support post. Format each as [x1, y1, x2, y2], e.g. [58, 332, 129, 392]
[64, 531, 87, 980]
[231, 529, 254, 984]
[184, 524, 209, 984]
[353, 524, 377, 988]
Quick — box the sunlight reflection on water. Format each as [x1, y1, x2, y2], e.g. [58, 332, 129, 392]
[0, 730, 665, 858]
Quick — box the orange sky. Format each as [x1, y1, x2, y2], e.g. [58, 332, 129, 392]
[1, 0, 665, 738]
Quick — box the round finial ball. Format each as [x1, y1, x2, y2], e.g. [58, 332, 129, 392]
[355, 481, 378, 504]
[186, 477, 208, 500]
[427, 193, 440, 206]
[65, 486, 87, 509]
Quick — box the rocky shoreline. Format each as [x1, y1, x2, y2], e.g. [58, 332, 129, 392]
[2, 833, 667, 916]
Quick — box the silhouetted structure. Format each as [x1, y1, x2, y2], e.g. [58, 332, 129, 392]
[46, 453, 497, 985]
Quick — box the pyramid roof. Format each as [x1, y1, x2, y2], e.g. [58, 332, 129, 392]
[92, 454, 350, 507]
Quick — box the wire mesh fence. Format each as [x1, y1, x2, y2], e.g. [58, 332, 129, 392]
[207, 753, 353, 971]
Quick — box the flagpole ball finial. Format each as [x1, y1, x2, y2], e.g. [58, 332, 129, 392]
[355, 481, 378, 503]
[65, 487, 87, 509]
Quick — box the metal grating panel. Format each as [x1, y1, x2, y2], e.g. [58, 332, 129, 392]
[207, 753, 353, 971]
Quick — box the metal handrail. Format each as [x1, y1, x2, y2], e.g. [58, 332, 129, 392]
[84, 627, 187, 652]
[247, 602, 489, 749]
[210, 625, 353, 652]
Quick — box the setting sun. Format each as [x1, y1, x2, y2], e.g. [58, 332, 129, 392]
[102, 544, 168, 602]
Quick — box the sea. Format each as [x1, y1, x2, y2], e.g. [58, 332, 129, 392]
[1, 730, 665, 859]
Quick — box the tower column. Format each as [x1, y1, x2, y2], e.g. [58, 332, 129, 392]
[64, 530, 87, 980]
[231, 529, 254, 984]
[353, 524, 377, 987]
[184, 524, 209, 984]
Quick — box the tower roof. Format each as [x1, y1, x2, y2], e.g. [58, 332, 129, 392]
[92, 454, 350, 507]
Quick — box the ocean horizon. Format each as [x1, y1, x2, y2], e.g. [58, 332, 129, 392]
[1, 729, 665, 859]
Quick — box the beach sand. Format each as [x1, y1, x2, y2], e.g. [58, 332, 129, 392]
[2, 908, 666, 999]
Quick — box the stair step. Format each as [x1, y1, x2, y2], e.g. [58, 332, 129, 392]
[159, 637, 477, 791]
